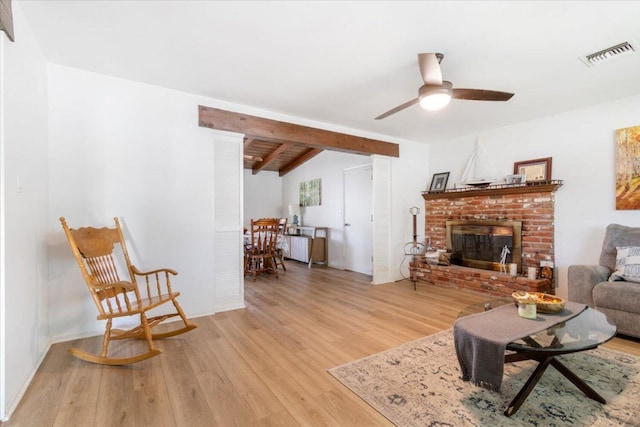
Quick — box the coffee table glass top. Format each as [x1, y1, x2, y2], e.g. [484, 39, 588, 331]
[458, 299, 617, 352]
[507, 307, 616, 352]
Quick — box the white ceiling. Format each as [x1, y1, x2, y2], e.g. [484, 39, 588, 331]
[17, 1, 640, 144]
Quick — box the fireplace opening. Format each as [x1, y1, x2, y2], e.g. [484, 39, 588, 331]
[446, 220, 522, 272]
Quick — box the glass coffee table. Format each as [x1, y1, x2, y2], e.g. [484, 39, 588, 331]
[459, 300, 617, 416]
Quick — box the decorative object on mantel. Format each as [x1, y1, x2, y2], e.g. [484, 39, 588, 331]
[428, 172, 450, 193]
[459, 139, 498, 188]
[422, 180, 563, 200]
[506, 173, 526, 185]
[615, 124, 640, 210]
[514, 157, 552, 182]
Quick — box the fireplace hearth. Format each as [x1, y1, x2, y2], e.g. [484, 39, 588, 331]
[446, 220, 522, 272]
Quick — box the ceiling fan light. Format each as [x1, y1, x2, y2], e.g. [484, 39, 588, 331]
[420, 93, 451, 111]
[418, 81, 453, 111]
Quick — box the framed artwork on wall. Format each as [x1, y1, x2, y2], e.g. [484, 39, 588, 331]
[513, 157, 552, 182]
[300, 178, 322, 207]
[428, 172, 449, 193]
[616, 124, 640, 210]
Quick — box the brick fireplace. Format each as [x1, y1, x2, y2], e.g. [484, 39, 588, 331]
[412, 182, 563, 296]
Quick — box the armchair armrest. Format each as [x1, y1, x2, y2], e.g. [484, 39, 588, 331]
[567, 265, 610, 307]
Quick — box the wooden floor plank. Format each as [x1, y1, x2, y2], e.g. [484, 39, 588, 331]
[2, 261, 639, 426]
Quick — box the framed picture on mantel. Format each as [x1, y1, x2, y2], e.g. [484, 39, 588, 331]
[429, 172, 450, 193]
[514, 157, 552, 182]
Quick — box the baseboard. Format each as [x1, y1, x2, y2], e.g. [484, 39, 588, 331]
[3, 339, 51, 422]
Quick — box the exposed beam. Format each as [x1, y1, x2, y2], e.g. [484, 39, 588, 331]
[199, 106, 399, 158]
[253, 143, 292, 175]
[279, 148, 323, 177]
[243, 137, 255, 150]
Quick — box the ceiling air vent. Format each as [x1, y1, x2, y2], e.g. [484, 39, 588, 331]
[579, 39, 638, 66]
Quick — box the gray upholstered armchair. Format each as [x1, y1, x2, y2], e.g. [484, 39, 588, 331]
[568, 223, 640, 338]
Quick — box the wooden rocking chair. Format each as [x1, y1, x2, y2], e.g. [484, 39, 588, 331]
[60, 217, 197, 365]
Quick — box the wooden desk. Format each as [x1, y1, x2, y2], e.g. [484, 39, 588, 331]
[285, 226, 328, 268]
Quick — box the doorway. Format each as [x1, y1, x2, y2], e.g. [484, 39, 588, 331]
[343, 164, 373, 275]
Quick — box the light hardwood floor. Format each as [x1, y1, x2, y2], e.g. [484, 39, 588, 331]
[3, 262, 640, 426]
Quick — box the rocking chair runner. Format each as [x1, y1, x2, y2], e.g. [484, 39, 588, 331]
[60, 217, 197, 365]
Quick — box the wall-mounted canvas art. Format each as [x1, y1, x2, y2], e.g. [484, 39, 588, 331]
[300, 178, 322, 207]
[616, 125, 640, 210]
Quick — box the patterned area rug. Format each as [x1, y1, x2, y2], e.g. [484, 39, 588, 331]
[328, 329, 640, 426]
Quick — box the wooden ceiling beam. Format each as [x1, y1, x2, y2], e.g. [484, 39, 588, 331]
[252, 143, 292, 175]
[199, 106, 399, 158]
[243, 137, 255, 150]
[279, 148, 324, 177]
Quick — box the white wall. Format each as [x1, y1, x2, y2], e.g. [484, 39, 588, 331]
[47, 64, 222, 340]
[282, 151, 370, 269]
[429, 94, 640, 298]
[0, 3, 50, 420]
[281, 142, 430, 276]
[243, 169, 283, 229]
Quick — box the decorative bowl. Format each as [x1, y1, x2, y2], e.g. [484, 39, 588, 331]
[511, 291, 566, 313]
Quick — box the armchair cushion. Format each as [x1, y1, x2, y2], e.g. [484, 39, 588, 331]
[600, 224, 640, 270]
[610, 246, 640, 283]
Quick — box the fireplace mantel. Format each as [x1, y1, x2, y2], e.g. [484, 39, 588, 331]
[422, 181, 563, 200]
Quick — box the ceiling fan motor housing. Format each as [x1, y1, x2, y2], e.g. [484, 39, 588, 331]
[419, 81, 453, 98]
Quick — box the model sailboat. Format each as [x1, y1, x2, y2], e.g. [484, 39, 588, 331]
[459, 139, 498, 187]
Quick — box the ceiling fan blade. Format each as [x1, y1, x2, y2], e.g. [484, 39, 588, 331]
[452, 89, 514, 101]
[417, 53, 443, 86]
[375, 98, 419, 120]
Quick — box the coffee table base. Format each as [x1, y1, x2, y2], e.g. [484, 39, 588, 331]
[503, 350, 606, 417]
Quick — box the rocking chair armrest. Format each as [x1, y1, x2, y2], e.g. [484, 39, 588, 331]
[130, 265, 178, 277]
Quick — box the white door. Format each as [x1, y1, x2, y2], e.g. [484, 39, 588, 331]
[344, 164, 373, 275]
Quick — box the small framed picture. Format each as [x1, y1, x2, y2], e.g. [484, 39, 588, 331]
[506, 174, 526, 185]
[429, 172, 450, 193]
[513, 157, 552, 182]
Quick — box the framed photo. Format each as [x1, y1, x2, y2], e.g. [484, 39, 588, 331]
[429, 172, 450, 193]
[513, 157, 552, 182]
[506, 174, 526, 185]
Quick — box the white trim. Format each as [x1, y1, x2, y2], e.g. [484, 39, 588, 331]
[0, 32, 6, 422]
[371, 155, 392, 285]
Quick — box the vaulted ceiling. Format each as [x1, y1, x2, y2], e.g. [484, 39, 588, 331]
[18, 1, 640, 171]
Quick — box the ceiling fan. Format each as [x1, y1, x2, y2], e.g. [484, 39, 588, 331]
[375, 53, 514, 120]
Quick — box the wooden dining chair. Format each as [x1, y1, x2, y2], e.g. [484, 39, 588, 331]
[60, 217, 197, 365]
[274, 217, 288, 271]
[245, 217, 280, 281]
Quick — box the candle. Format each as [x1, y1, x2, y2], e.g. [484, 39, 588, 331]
[518, 302, 537, 319]
[509, 263, 518, 276]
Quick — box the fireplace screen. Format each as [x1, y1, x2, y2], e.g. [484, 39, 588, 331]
[446, 220, 522, 272]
